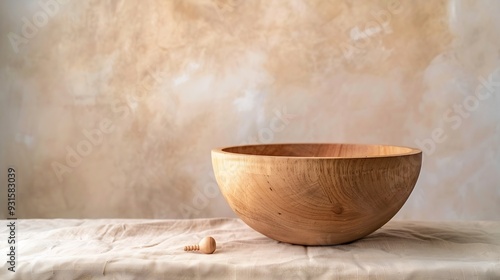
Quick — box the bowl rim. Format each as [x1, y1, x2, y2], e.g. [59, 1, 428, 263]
[212, 142, 422, 159]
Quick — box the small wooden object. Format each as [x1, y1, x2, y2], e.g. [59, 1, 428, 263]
[184, 236, 216, 254]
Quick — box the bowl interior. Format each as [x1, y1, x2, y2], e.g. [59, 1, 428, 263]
[221, 143, 419, 158]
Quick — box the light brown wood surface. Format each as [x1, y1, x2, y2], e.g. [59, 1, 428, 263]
[212, 143, 422, 245]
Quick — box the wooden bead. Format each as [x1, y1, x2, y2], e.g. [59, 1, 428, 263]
[184, 236, 216, 254]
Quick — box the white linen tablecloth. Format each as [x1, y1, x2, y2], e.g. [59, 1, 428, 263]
[1, 218, 499, 279]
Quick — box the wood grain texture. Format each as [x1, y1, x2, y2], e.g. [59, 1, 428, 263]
[212, 143, 422, 245]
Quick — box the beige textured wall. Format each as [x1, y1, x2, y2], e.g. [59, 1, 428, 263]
[0, 0, 499, 220]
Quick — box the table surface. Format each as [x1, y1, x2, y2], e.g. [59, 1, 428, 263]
[1, 218, 499, 279]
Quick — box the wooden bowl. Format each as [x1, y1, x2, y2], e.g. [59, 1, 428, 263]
[212, 143, 422, 245]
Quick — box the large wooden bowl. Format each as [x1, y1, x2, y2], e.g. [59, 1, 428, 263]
[212, 143, 422, 245]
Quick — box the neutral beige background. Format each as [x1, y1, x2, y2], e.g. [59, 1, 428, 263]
[0, 0, 498, 220]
